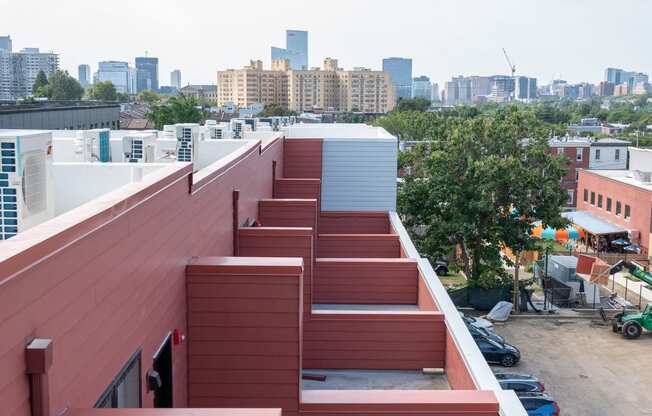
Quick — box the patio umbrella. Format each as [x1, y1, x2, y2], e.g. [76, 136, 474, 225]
[531, 224, 584, 241]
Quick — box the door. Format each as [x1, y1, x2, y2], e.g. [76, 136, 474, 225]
[153, 334, 173, 407]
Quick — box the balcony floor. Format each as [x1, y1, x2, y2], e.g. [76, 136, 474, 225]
[312, 304, 421, 312]
[302, 369, 450, 390]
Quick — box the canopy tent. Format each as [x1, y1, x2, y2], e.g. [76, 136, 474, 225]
[562, 211, 626, 235]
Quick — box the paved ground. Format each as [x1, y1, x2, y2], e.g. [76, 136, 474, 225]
[302, 369, 449, 390]
[491, 318, 652, 416]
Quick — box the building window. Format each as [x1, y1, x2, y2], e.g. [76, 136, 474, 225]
[576, 170, 579, 181]
[615, 149, 620, 160]
[606, 197, 612, 212]
[595, 149, 601, 160]
[616, 201, 622, 216]
[576, 148, 583, 161]
[557, 147, 564, 155]
[590, 191, 595, 205]
[598, 194, 603, 208]
[567, 190, 574, 205]
[625, 204, 631, 220]
[95, 351, 142, 408]
[583, 189, 588, 202]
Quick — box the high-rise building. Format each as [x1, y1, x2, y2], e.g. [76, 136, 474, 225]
[382, 57, 412, 100]
[96, 61, 131, 94]
[217, 58, 395, 113]
[0, 35, 11, 52]
[78, 64, 91, 88]
[598, 81, 614, 97]
[488, 75, 515, 102]
[411, 76, 432, 101]
[515, 76, 537, 101]
[604, 67, 623, 85]
[271, 30, 308, 70]
[171, 69, 181, 90]
[135, 56, 159, 92]
[432, 83, 440, 102]
[0, 47, 59, 100]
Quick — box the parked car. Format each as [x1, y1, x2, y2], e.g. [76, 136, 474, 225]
[495, 373, 545, 393]
[476, 338, 520, 367]
[517, 392, 560, 416]
[466, 321, 505, 344]
[460, 311, 493, 330]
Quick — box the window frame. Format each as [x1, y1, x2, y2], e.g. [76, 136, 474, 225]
[95, 350, 142, 408]
[624, 204, 631, 220]
[606, 197, 612, 212]
[615, 149, 620, 160]
[597, 194, 603, 209]
[576, 148, 583, 161]
[583, 189, 588, 203]
[590, 191, 595, 205]
[616, 201, 622, 217]
[595, 148, 601, 160]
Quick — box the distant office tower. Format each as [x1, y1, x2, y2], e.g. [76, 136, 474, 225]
[96, 61, 131, 94]
[135, 57, 159, 92]
[171, 70, 181, 90]
[604, 67, 623, 85]
[598, 81, 615, 96]
[382, 57, 412, 100]
[432, 83, 440, 102]
[488, 75, 515, 102]
[515, 76, 537, 101]
[444, 80, 459, 105]
[0, 35, 11, 52]
[411, 76, 432, 100]
[0, 47, 58, 100]
[271, 30, 308, 70]
[78, 64, 91, 88]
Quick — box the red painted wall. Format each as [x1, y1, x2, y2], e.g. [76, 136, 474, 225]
[445, 329, 477, 390]
[303, 311, 445, 370]
[551, 146, 590, 207]
[577, 170, 652, 253]
[239, 227, 314, 321]
[319, 212, 389, 234]
[259, 199, 318, 229]
[0, 140, 284, 416]
[314, 259, 418, 304]
[186, 257, 303, 416]
[576, 254, 597, 275]
[317, 234, 400, 258]
[275, 179, 321, 203]
[300, 390, 499, 416]
[417, 273, 438, 311]
[283, 139, 323, 179]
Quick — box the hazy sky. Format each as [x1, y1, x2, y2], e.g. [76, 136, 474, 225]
[2, 0, 651, 87]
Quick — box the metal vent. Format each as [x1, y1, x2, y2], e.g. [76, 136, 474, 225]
[21, 150, 47, 214]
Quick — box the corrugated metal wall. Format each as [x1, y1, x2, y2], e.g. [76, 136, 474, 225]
[321, 139, 397, 211]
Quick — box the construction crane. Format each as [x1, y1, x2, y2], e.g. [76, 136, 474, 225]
[502, 48, 516, 77]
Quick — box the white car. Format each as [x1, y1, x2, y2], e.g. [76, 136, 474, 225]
[459, 311, 493, 330]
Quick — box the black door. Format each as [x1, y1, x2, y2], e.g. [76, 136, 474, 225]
[153, 334, 173, 407]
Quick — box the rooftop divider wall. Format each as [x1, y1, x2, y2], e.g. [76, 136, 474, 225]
[0, 138, 284, 415]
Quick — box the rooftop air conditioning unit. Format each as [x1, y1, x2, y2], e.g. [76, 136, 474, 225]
[122, 133, 157, 163]
[208, 125, 228, 140]
[174, 123, 200, 162]
[230, 119, 244, 139]
[79, 129, 111, 162]
[0, 131, 54, 240]
[633, 170, 652, 183]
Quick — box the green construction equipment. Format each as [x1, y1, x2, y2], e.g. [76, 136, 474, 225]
[610, 260, 652, 286]
[610, 261, 652, 339]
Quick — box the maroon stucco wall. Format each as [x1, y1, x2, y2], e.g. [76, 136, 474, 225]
[445, 328, 477, 390]
[318, 212, 390, 234]
[316, 235, 400, 258]
[283, 139, 323, 179]
[186, 257, 303, 416]
[0, 139, 284, 416]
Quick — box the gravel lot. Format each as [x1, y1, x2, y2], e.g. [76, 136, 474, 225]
[491, 318, 652, 416]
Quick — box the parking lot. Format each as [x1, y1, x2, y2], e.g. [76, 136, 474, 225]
[491, 318, 652, 416]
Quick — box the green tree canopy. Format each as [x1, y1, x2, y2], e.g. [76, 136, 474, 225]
[32, 70, 49, 94]
[260, 104, 296, 117]
[137, 89, 161, 105]
[87, 81, 118, 101]
[396, 98, 431, 112]
[398, 106, 567, 288]
[34, 70, 84, 100]
[146, 93, 205, 129]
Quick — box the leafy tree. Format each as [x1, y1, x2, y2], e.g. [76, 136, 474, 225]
[260, 104, 296, 117]
[116, 92, 130, 103]
[87, 81, 118, 101]
[146, 93, 205, 129]
[137, 89, 160, 105]
[32, 70, 49, 94]
[398, 106, 567, 296]
[396, 98, 431, 112]
[33, 70, 84, 100]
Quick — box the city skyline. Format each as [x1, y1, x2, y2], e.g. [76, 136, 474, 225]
[2, 0, 651, 87]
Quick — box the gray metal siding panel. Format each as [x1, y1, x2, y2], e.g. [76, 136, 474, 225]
[321, 139, 397, 211]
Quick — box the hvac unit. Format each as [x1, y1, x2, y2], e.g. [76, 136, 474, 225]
[208, 125, 228, 140]
[230, 119, 244, 139]
[289, 116, 296, 125]
[280, 116, 289, 127]
[243, 118, 256, 131]
[0, 131, 53, 240]
[82, 129, 111, 162]
[122, 133, 157, 163]
[175, 124, 200, 162]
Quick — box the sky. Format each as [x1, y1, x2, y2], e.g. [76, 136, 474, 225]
[2, 0, 651, 87]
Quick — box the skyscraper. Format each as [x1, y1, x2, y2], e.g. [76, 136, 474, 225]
[411, 76, 432, 100]
[515, 76, 537, 101]
[271, 30, 308, 70]
[171, 69, 181, 90]
[0, 35, 11, 52]
[0, 47, 58, 100]
[135, 56, 159, 92]
[604, 67, 623, 85]
[96, 61, 131, 94]
[382, 57, 412, 100]
[78, 64, 91, 88]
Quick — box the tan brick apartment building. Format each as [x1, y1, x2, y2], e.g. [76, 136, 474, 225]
[217, 58, 395, 113]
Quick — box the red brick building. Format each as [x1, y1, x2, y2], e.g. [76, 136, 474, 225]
[549, 137, 591, 208]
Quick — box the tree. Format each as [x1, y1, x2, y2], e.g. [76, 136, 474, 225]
[33, 70, 84, 100]
[398, 106, 567, 296]
[146, 93, 205, 129]
[260, 104, 295, 117]
[32, 70, 48, 94]
[116, 92, 130, 103]
[396, 98, 431, 112]
[137, 89, 160, 105]
[87, 81, 118, 101]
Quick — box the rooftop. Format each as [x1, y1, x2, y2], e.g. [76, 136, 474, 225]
[584, 169, 652, 192]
